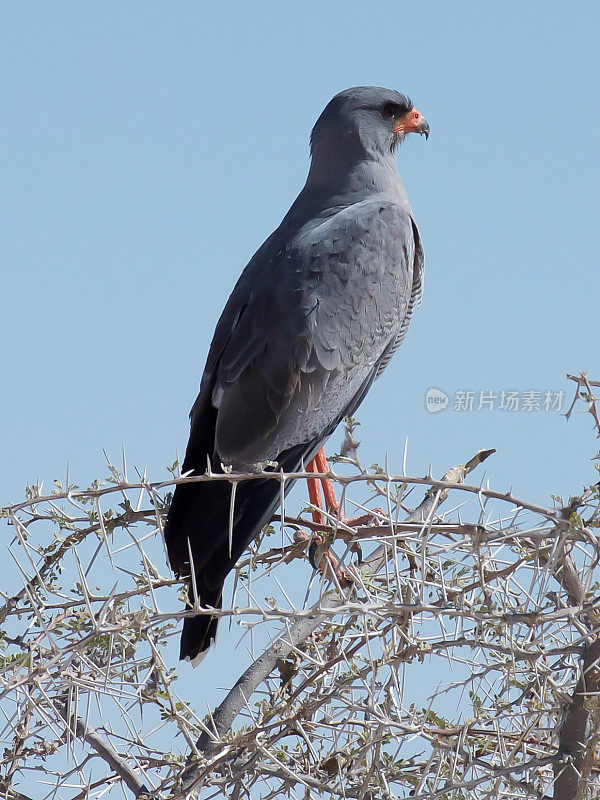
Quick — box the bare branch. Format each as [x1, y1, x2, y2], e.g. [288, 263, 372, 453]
[178, 449, 496, 795]
[55, 697, 151, 797]
[1, 381, 599, 799]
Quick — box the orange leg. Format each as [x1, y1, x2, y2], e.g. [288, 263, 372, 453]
[312, 448, 341, 514]
[305, 456, 325, 524]
[306, 448, 385, 529]
[304, 448, 369, 588]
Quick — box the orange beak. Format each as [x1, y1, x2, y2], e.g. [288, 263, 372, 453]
[393, 107, 430, 139]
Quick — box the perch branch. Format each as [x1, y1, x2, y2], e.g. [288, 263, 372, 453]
[175, 448, 495, 797]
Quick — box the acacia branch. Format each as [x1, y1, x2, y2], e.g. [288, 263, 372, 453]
[545, 525, 600, 799]
[175, 448, 495, 797]
[0, 790, 36, 800]
[4, 378, 599, 800]
[55, 698, 151, 797]
[553, 640, 600, 800]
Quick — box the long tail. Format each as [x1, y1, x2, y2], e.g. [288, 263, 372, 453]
[179, 586, 221, 665]
[165, 473, 289, 663]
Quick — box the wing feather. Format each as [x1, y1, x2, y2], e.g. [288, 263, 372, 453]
[188, 200, 422, 469]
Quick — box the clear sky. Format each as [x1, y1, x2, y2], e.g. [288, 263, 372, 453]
[1, 0, 599, 761]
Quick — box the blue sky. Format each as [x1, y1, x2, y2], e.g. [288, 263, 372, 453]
[1, 0, 599, 759]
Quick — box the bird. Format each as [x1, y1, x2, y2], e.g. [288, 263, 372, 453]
[165, 86, 429, 664]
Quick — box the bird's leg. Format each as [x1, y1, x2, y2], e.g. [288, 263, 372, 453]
[310, 448, 383, 528]
[311, 448, 341, 515]
[304, 449, 380, 585]
[304, 448, 361, 571]
[305, 456, 325, 525]
[305, 452, 349, 584]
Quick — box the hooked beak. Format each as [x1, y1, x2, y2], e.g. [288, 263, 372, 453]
[393, 107, 430, 140]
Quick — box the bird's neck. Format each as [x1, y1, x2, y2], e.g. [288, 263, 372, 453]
[297, 155, 408, 217]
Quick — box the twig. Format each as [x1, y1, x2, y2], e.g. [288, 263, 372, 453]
[55, 697, 151, 797]
[176, 448, 495, 796]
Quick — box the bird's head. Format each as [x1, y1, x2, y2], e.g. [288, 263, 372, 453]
[310, 86, 429, 166]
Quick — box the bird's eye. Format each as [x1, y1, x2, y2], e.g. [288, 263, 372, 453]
[382, 103, 398, 119]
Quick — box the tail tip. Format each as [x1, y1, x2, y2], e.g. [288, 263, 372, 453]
[182, 648, 210, 668]
[179, 612, 220, 665]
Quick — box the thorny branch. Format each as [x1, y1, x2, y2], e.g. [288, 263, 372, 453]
[0, 375, 599, 799]
[54, 696, 150, 796]
[176, 448, 495, 797]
